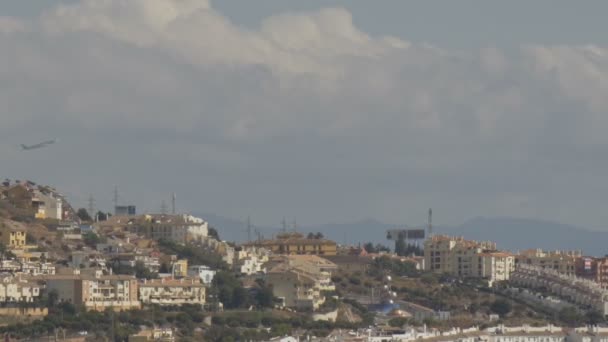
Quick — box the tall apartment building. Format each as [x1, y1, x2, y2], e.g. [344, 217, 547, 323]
[45, 273, 140, 311]
[424, 235, 514, 284]
[515, 249, 580, 276]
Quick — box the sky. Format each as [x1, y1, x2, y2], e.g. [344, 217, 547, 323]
[2, 0, 608, 229]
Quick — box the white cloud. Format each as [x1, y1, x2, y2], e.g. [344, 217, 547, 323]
[2, 0, 608, 226]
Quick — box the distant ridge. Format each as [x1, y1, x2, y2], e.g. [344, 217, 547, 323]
[198, 213, 608, 257]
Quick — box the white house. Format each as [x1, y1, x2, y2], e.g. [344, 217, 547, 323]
[187, 265, 216, 285]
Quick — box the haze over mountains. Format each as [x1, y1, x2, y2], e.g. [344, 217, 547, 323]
[200, 214, 608, 257]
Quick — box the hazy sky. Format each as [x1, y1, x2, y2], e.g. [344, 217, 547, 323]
[2, 0, 608, 228]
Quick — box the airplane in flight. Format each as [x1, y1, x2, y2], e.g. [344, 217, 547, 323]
[21, 139, 56, 151]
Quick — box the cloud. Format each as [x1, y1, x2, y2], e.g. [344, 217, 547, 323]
[1, 0, 608, 227]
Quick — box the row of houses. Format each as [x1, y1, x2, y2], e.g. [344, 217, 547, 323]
[362, 324, 608, 342]
[38, 270, 207, 311]
[510, 264, 608, 315]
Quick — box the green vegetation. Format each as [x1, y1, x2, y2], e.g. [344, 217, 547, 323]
[158, 239, 228, 270]
[490, 299, 512, 316]
[0, 299, 213, 341]
[368, 255, 419, 278]
[82, 231, 105, 247]
[208, 226, 219, 240]
[110, 260, 158, 280]
[76, 208, 92, 222]
[362, 242, 390, 253]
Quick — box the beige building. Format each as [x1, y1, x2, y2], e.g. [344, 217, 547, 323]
[424, 235, 513, 284]
[139, 278, 205, 306]
[130, 328, 175, 342]
[265, 255, 336, 311]
[98, 214, 208, 244]
[515, 249, 580, 276]
[243, 232, 337, 256]
[45, 273, 140, 311]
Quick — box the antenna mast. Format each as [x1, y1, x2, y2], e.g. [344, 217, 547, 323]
[428, 208, 433, 237]
[87, 195, 95, 222]
[246, 216, 252, 242]
[172, 193, 176, 215]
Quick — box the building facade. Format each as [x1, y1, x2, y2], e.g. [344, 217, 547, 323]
[424, 235, 512, 284]
[46, 274, 141, 311]
[515, 249, 580, 276]
[243, 232, 337, 256]
[139, 278, 206, 306]
[0, 275, 41, 302]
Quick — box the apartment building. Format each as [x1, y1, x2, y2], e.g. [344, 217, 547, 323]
[31, 191, 63, 220]
[0, 275, 41, 302]
[99, 214, 208, 244]
[510, 264, 608, 315]
[21, 262, 56, 276]
[235, 247, 270, 275]
[139, 278, 206, 306]
[243, 232, 337, 256]
[424, 235, 513, 284]
[45, 273, 141, 311]
[515, 249, 580, 276]
[265, 255, 336, 310]
[575, 257, 608, 288]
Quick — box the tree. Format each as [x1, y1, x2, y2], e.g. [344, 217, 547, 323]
[490, 299, 512, 316]
[96, 211, 108, 221]
[395, 236, 407, 256]
[83, 232, 101, 247]
[208, 226, 219, 240]
[558, 307, 583, 326]
[255, 282, 275, 308]
[389, 317, 408, 327]
[314, 232, 324, 239]
[363, 242, 376, 253]
[76, 208, 92, 222]
[585, 310, 605, 325]
[212, 271, 252, 309]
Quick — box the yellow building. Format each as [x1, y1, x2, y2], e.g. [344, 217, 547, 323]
[172, 259, 188, 278]
[0, 226, 27, 249]
[243, 232, 337, 256]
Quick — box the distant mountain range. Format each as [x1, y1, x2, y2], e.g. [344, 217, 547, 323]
[197, 213, 608, 257]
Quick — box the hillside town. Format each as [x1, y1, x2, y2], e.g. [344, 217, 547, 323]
[1, 180, 608, 341]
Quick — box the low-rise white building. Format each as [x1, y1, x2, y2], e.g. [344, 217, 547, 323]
[235, 247, 270, 275]
[0, 275, 41, 302]
[139, 278, 205, 306]
[187, 265, 216, 285]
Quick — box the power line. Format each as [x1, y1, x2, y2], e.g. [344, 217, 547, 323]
[172, 193, 176, 215]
